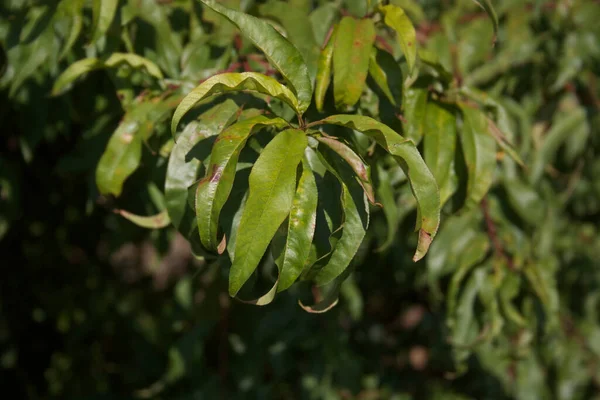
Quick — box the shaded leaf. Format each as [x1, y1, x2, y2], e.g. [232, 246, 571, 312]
[459, 106, 497, 209]
[424, 101, 458, 205]
[368, 47, 403, 106]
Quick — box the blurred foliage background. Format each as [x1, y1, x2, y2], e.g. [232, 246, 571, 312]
[1, 0, 600, 399]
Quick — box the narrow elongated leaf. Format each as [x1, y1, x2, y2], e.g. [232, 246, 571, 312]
[116, 210, 171, 229]
[165, 100, 240, 229]
[96, 120, 147, 196]
[318, 115, 440, 261]
[379, 4, 417, 75]
[402, 87, 428, 144]
[315, 25, 337, 112]
[333, 17, 376, 108]
[91, 0, 118, 42]
[471, 0, 499, 44]
[424, 102, 457, 205]
[229, 129, 308, 296]
[196, 116, 288, 252]
[52, 53, 163, 95]
[275, 158, 319, 292]
[459, 106, 497, 209]
[313, 146, 369, 286]
[315, 135, 377, 205]
[200, 0, 312, 113]
[171, 72, 297, 136]
[368, 48, 403, 106]
[258, 0, 320, 81]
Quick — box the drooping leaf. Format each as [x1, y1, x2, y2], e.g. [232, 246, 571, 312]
[315, 25, 337, 112]
[459, 105, 497, 209]
[116, 210, 171, 229]
[91, 0, 118, 43]
[200, 0, 312, 113]
[333, 16, 376, 109]
[96, 109, 155, 196]
[312, 145, 369, 286]
[503, 176, 544, 226]
[368, 47, 403, 106]
[258, 0, 320, 81]
[379, 4, 418, 75]
[318, 115, 440, 261]
[171, 72, 298, 136]
[195, 115, 288, 252]
[229, 129, 308, 296]
[424, 101, 458, 205]
[402, 87, 428, 144]
[165, 100, 240, 230]
[52, 53, 164, 95]
[315, 135, 377, 205]
[274, 157, 319, 292]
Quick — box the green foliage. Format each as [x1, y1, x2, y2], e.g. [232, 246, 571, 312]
[1, 0, 600, 399]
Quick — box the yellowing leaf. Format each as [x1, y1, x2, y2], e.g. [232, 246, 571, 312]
[379, 4, 418, 75]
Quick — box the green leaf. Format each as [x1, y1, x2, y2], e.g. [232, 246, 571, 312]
[313, 145, 369, 286]
[274, 157, 319, 292]
[315, 135, 377, 205]
[379, 4, 418, 75]
[402, 87, 428, 144]
[96, 115, 153, 196]
[368, 47, 403, 106]
[333, 17, 376, 109]
[315, 24, 337, 112]
[503, 177, 544, 226]
[318, 115, 440, 261]
[116, 210, 171, 229]
[91, 0, 118, 43]
[200, 0, 312, 113]
[165, 100, 240, 230]
[258, 0, 320, 81]
[171, 72, 298, 137]
[196, 115, 288, 253]
[459, 106, 497, 209]
[424, 102, 458, 205]
[471, 0, 499, 44]
[229, 129, 308, 296]
[52, 53, 164, 95]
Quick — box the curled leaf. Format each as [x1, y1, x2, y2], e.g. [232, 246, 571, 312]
[171, 72, 298, 137]
[116, 210, 171, 229]
[200, 0, 312, 113]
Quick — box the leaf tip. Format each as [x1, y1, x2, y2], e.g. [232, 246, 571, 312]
[412, 229, 433, 262]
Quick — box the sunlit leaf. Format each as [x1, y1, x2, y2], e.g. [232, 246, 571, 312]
[229, 129, 308, 296]
[171, 72, 298, 137]
[274, 157, 318, 292]
[333, 16, 375, 109]
[379, 4, 418, 75]
[116, 209, 171, 229]
[196, 115, 288, 252]
[318, 115, 440, 261]
[200, 0, 312, 113]
[91, 0, 118, 43]
[315, 24, 337, 112]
